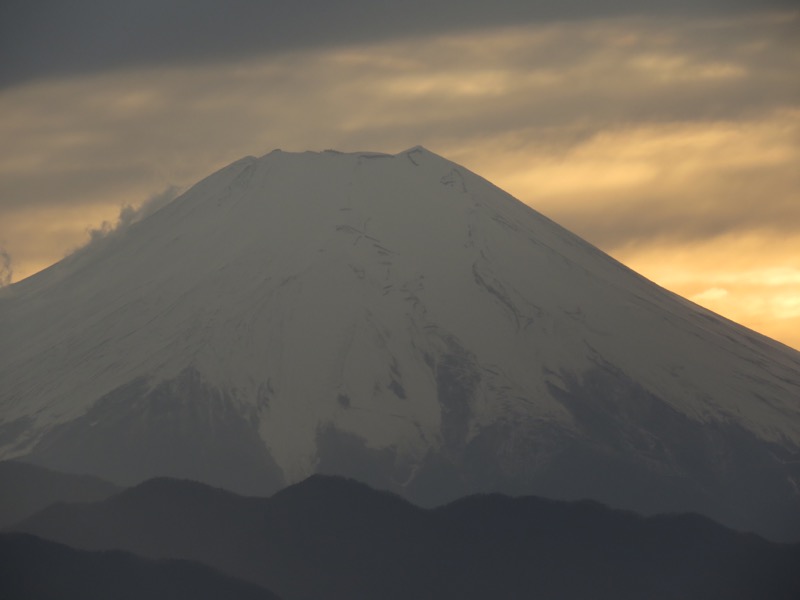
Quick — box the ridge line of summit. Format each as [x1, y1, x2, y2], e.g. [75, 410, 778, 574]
[253, 145, 435, 160]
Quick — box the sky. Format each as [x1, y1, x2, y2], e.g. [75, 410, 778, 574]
[1, 0, 798, 350]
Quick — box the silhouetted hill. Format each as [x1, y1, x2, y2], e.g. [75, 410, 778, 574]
[435, 493, 800, 599]
[0, 460, 120, 529]
[12, 475, 800, 600]
[0, 533, 280, 600]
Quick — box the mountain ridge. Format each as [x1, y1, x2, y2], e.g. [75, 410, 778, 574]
[1, 146, 798, 539]
[0, 532, 281, 600]
[10, 474, 800, 600]
[0, 460, 119, 528]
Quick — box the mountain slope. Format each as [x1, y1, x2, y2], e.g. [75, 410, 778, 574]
[1, 147, 798, 539]
[11, 475, 800, 600]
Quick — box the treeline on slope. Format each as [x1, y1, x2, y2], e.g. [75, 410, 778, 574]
[4, 464, 799, 600]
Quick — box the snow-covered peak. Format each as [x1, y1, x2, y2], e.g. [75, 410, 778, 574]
[1, 147, 798, 540]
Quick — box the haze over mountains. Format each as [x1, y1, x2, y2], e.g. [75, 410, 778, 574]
[1, 146, 798, 541]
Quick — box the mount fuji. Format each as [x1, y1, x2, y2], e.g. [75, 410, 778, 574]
[1, 147, 798, 540]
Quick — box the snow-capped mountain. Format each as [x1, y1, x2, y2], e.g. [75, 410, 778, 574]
[1, 147, 798, 539]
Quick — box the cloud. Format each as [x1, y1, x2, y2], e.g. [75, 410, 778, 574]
[118, 185, 181, 227]
[2, 0, 793, 87]
[0, 246, 11, 287]
[692, 287, 729, 302]
[1, 13, 796, 206]
[77, 185, 181, 253]
[616, 233, 800, 350]
[489, 112, 800, 249]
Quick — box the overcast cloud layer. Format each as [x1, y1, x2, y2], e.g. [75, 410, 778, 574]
[2, 0, 794, 87]
[1, 4, 798, 348]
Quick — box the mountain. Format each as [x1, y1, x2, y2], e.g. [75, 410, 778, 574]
[11, 475, 800, 600]
[0, 532, 281, 600]
[0, 460, 119, 529]
[1, 147, 799, 540]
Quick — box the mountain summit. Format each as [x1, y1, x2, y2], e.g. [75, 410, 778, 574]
[1, 147, 798, 539]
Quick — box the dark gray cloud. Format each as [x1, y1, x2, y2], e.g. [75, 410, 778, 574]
[1, 13, 796, 223]
[1, 0, 793, 88]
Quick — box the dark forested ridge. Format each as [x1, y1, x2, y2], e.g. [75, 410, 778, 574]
[0, 533, 280, 600]
[11, 474, 800, 600]
[0, 460, 119, 528]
